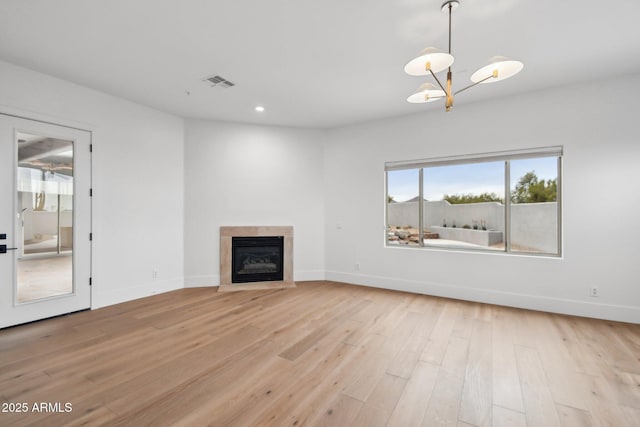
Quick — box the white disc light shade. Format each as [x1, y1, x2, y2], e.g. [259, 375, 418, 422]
[407, 83, 445, 103]
[470, 56, 524, 84]
[405, 1, 523, 111]
[404, 47, 454, 76]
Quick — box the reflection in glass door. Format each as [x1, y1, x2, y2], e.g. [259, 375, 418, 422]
[16, 132, 74, 303]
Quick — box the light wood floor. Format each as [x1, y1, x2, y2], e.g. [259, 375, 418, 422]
[1, 281, 639, 427]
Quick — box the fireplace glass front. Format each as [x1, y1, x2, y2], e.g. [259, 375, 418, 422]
[231, 236, 284, 283]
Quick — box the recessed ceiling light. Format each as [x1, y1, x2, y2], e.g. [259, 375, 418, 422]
[255, 106, 265, 112]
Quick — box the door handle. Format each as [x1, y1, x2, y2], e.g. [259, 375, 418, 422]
[0, 245, 18, 254]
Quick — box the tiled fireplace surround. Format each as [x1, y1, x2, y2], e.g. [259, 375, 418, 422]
[219, 226, 295, 292]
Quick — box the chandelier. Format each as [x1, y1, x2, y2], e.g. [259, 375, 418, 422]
[405, 0, 523, 112]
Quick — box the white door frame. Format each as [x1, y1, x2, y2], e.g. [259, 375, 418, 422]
[0, 111, 93, 328]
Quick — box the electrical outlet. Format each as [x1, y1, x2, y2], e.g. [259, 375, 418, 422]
[355, 263, 360, 271]
[153, 269, 159, 279]
[590, 286, 599, 297]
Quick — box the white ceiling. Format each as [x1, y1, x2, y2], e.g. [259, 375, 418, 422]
[1, 0, 639, 128]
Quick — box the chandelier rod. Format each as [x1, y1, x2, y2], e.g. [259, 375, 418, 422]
[446, 2, 456, 111]
[429, 69, 447, 94]
[448, 2, 452, 55]
[454, 75, 493, 95]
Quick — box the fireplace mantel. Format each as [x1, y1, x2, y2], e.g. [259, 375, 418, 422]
[219, 226, 295, 292]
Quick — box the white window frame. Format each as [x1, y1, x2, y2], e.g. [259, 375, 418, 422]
[385, 146, 563, 256]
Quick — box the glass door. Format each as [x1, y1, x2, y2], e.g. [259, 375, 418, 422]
[0, 114, 91, 328]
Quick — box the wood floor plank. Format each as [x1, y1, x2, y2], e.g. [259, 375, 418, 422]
[387, 309, 441, 379]
[0, 325, 109, 369]
[386, 361, 439, 426]
[620, 405, 640, 426]
[514, 344, 562, 427]
[106, 325, 268, 415]
[0, 281, 638, 427]
[582, 371, 632, 426]
[85, 328, 219, 385]
[421, 368, 464, 426]
[342, 347, 395, 401]
[441, 336, 470, 376]
[368, 295, 415, 338]
[343, 312, 422, 401]
[492, 405, 526, 427]
[459, 319, 493, 427]
[421, 302, 459, 365]
[618, 323, 640, 361]
[491, 307, 524, 413]
[308, 393, 363, 427]
[452, 302, 479, 339]
[555, 403, 595, 427]
[193, 313, 368, 427]
[62, 406, 118, 427]
[33, 328, 270, 426]
[106, 339, 279, 427]
[343, 297, 398, 345]
[551, 316, 602, 376]
[587, 320, 640, 374]
[278, 299, 370, 361]
[352, 403, 389, 427]
[177, 341, 355, 427]
[252, 342, 371, 426]
[572, 318, 640, 412]
[365, 373, 407, 414]
[527, 312, 592, 411]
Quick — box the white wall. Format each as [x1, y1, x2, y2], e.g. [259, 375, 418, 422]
[184, 119, 326, 286]
[324, 73, 640, 323]
[3, 58, 638, 324]
[0, 60, 185, 308]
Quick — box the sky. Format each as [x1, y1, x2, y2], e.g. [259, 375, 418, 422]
[388, 157, 558, 202]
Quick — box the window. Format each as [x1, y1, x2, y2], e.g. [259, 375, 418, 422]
[386, 169, 420, 246]
[385, 147, 562, 256]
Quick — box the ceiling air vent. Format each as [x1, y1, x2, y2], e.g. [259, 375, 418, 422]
[203, 74, 235, 88]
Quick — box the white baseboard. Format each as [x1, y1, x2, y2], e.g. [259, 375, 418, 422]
[294, 270, 326, 282]
[92, 277, 184, 309]
[184, 270, 325, 288]
[325, 271, 640, 324]
[184, 275, 220, 288]
[90, 270, 639, 323]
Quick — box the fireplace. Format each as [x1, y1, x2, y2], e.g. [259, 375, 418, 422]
[219, 226, 295, 291]
[232, 236, 284, 283]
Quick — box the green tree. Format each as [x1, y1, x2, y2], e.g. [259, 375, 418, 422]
[512, 171, 557, 203]
[443, 192, 504, 204]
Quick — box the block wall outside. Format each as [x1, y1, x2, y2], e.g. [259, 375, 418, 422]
[388, 200, 557, 252]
